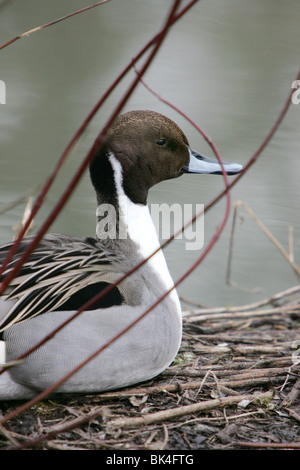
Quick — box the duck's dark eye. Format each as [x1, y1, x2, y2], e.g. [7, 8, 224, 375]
[156, 139, 166, 146]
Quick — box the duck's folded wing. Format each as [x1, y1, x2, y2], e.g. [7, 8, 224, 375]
[0, 235, 130, 332]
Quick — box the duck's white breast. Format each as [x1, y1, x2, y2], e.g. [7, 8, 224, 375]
[109, 153, 180, 304]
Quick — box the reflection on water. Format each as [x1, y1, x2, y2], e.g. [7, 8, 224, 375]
[0, 0, 299, 307]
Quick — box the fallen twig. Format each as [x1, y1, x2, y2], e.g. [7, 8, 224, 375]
[237, 440, 300, 449]
[183, 304, 299, 322]
[280, 378, 300, 407]
[107, 391, 273, 429]
[182, 285, 300, 317]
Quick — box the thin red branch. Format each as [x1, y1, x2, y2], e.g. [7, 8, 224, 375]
[0, 0, 200, 291]
[0, 98, 231, 430]
[0, 4, 296, 437]
[237, 441, 300, 449]
[0, 56, 297, 428]
[5, 60, 295, 421]
[0, 0, 188, 425]
[0, 1, 113, 50]
[0, 1, 201, 374]
[0, 47, 225, 385]
[208, 67, 300, 210]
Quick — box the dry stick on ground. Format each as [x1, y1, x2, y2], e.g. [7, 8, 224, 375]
[287, 409, 300, 423]
[280, 378, 300, 407]
[0, 423, 22, 447]
[182, 304, 299, 323]
[184, 284, 300, 315]
[165, 366, 296, 381]
[86, 367, 291, 400]
[44, 391, 272, 434]
[107, 391, 273, 430]
[238, 441, 300, 450]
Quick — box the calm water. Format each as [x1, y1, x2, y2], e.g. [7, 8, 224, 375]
[0, 0, 299, 308]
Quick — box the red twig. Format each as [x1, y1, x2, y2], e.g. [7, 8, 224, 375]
[213, 67, 300, 203]
[0, 0, 200, 286]
[0, 45, 225, 385]
[0, 1, 201, 374]
[0, 95, 230, 436]
[0, 0, 189, 426]
[0, 42, 297, 432]
[0, 0, 200, 291]
[4, 60, 294, 420]
[238, 441, 300, 449]
[0, 4, 297, 439]
[0, 1, 113, 50]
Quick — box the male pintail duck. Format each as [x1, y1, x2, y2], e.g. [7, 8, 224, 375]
[0, 110, 243, 400]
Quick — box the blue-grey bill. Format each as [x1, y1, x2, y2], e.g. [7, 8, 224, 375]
[183, 147, 243, 175]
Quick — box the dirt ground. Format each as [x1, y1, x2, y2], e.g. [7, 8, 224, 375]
[0, 286, 300, 450]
